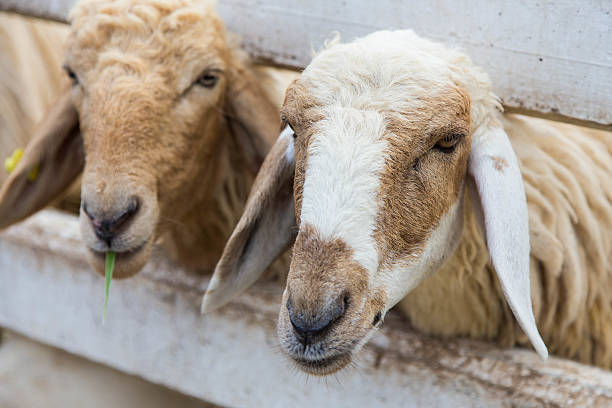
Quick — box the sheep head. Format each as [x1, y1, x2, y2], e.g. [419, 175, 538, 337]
[0, 0, 278, 278]
[202, 30, 548, 375]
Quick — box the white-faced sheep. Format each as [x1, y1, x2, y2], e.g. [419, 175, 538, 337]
[0, 0, 296, 278]
[202, 30, 612, 372]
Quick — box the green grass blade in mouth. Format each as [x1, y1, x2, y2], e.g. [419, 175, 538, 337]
[103, 251, 116, 323]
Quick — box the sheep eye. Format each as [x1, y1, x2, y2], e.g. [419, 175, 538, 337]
[434, 133, 462, 153]
[63, 66, 78, 86]
[288, 125, 297, 138]
[372, 311, 382, 326]
[282, 119, 297, 138]
[197, 72, 218, 88]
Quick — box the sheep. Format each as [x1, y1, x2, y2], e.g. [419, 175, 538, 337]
[201, 30, 612, 373]
[0, 0, 296, 279]
[0, 13, 226, 407]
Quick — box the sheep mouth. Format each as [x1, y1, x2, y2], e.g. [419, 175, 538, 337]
[90, 243, 144, 261]
[87, 239, 152, 279]
[291, 352, 352, 376]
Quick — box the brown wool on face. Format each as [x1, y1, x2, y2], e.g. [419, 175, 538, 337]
[289, 224, 369, 309]
[375, 89, 471, 266]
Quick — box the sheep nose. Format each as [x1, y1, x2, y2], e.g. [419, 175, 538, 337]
[286, 293, 348, 345]
[83, 197, 140, 244]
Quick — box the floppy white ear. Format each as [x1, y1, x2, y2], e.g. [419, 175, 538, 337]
[467, 125, 548, 360]
[201, 128, 297, 313]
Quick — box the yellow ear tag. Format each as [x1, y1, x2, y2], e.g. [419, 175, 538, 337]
[4, 148, 23, 174]
[4, 148, 38, 181]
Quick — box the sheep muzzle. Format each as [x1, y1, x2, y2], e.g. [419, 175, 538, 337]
[277, 225, 384, 375]
[79, 172, 159, 278]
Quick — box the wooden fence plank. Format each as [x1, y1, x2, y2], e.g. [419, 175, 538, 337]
[1, 210, 612, 407]
[1, 0, 610, 128]
[0, 0, 73, 23]
[217, 0, 612, 129]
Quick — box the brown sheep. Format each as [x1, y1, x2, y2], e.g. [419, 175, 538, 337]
[0, 0, 295, 278]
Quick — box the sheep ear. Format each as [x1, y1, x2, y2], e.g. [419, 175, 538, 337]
[225, 66, 280, 173]
[0, 89, 83, 229]
[201, 128, 297, 313]
[467, 125, 548, 360]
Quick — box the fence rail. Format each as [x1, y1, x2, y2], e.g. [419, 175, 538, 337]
[1, 0, 611, 129]
[1, 210, 612, 407]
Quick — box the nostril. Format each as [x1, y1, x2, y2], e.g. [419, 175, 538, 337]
[289, 315, 308, 340]
[87, 196, 141, 244]
[104, 199, 139, 234]
[126, 196, 140, 216]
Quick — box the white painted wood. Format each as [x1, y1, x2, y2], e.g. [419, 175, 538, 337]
[1, 0, 610, 128]
[0, 331, 212, 408]
[216, 0, 612, 128]
[1, 209, 612, 407]
[0, 0, 74, 23]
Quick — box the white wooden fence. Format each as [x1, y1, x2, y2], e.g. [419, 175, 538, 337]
[1, 1, 611, 407]
[1, 210, 612, 407]
[1, 0, 611, 129]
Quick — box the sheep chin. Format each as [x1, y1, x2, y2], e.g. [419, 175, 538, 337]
[291, 351, 353, 376]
